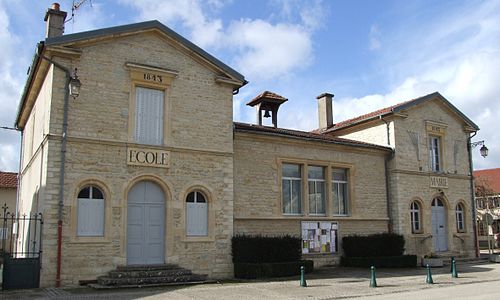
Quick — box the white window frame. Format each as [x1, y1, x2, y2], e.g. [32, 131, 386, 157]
[429, 136, 442, 172]
[456, 203, 465, 232]
[308, 166, 326, 215]
[332, 168, 349, 215]
[135, 86, 164, 145]
[186, 191, 208, 236]
[77, 186, 105, 237]
[410, 201, 422, 233]
[282, 164, 302, 215]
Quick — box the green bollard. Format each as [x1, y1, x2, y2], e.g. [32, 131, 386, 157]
[370, 266, 377, 287]
[426, 264, 434, 284]
[300, 265, 307, 287]
[450, 256, 455, 273]
[451, 259, 458, 278]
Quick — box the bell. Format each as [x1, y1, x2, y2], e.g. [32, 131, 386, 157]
[263, 109, 271, 118]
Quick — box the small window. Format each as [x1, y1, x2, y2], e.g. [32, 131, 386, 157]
[135, 87, 164, 145]
[429, 136, 442, 172]
[410, 201, 422, 233]
[186, 191, 208, 236]
[77, 186, 105, 237]
[456, 203, 465, 232]
[332, 169, 349, 215]
[282, 164, 302, 214]
[308, 166, 326, 215]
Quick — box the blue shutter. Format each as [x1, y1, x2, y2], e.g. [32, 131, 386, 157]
[187, 202, 208, 236]
[77, 198, 104, 236]
[135, 87, 164, 145]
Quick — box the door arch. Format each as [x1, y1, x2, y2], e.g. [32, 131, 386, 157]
[127, 180, 165, 265]
[431, 198, 448, 252]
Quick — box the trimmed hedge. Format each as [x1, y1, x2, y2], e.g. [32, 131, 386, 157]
[232, 235, 301, 263]
[341, 255, 417, 268]
[234, 260, 314, 279]
[342, 233, 405, 257]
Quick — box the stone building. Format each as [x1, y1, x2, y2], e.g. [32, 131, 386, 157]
[13, 4, 478, 287]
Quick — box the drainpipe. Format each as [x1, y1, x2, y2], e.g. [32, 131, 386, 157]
[36, 48, 72, 287]
[467, 131, 480, 257]
[385, 150, 395, 233]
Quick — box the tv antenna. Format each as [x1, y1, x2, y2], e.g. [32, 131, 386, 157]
[65, 0, 93, 24]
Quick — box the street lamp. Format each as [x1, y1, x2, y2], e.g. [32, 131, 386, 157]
[69, 68, 81, 99]
[471, 140, 488, 157]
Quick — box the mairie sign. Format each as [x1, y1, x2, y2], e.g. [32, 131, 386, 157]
[127, 147, 170, 168]
[430, 176, 448, 188]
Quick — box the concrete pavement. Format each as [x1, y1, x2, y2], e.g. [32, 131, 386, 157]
[1, 260, 499, 299]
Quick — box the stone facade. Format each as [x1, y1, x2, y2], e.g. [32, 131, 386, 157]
[14, 8, 478, 288]
[334, 98, 476, 257]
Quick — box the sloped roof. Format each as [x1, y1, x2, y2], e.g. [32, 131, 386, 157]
[246, 91, 288, 106]
[234, 122, 392, 152]
[45, 20, 246, 82]
[323, 92, 479, 133]
[474, 168, 500, 194]
[16, 20, 247, 129]
[0, 172, 17, 189]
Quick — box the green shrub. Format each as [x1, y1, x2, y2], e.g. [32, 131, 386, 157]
[341, 255, 417, 268]
[342, 233, 405, 257]
[234, 260, 314, 279]
[232, 234, 301, 263]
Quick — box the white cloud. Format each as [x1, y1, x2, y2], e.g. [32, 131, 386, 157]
[369, 24, 381, 50]
[227, 19, 312, 81]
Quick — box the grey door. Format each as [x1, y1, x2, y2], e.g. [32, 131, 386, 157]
[431, 198, 448, 252]
[127, 181, 165, 265]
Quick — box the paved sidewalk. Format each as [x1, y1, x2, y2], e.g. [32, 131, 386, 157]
[1, 260, 498, 299]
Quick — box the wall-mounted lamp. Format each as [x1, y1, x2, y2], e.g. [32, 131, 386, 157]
[471, 140, 489, 158]
[69, 68, 81, 99]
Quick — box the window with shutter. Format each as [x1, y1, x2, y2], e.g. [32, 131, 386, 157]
[186, 191, 208, 236]
[77, 186, 105, 236]
[135, 87, 164, 145]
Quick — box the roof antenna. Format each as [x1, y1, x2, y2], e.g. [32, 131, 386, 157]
[65, 0, 93, 24]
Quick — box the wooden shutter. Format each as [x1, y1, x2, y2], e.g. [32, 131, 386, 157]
[186, 202, 208, 236]
[135, 87, 164, 145]
[77, 198, 104, 236]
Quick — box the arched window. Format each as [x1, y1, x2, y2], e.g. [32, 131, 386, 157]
[186, 190, 208, 236]
[77, 185, 105, 236]
[456, 203, 465, 232]
[410, 201, 422, 233]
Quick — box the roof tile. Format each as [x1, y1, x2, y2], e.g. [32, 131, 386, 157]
[0, 172, 17, 188]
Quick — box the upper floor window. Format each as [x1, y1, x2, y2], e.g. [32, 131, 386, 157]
[186, 191, 208, 236]
[429, 136, 442, 172]
[282, 164, 302, 214]
[308, 166, 326, 215]
[455, 203, 465, 232]
[135, 87, 164, 145]
[410, 201, 422, 233]
[77, 186, 104, 237]
[332, 168, 349, 215]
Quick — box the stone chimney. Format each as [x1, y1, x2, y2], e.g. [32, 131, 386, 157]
[44, 3, 67, 38]
[316, 93, 334, 130]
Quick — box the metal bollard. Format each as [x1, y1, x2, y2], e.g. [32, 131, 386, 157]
[300, 265, 307, 287]
[451, 258, 458, 278]
[450, 256, 455, 273]
[426, 264, 434, 284]
[370, 266, 377, 287]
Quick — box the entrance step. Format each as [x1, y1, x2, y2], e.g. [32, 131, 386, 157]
[91, 264, 211, 289]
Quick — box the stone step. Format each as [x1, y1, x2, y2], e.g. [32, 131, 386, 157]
[97, 273, 208, 286]
[116, 264, 181, 272]
[107, 268, 192, 278]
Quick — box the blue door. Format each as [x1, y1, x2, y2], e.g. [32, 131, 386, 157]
[431, 198, 448, 252]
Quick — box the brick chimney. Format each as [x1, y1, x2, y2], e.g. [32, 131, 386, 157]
[44, 3, 67, 38]
[316, 92, 334, 130]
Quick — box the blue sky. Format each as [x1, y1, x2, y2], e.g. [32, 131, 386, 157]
[1, 0, 499, 172]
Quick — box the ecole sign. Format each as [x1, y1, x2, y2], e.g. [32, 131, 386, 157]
[127, 147, 170, 168]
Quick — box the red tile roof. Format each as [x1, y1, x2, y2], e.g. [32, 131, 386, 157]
[0, 172, 17, 189]
[246, 91, 288, 107]
[320, 92, 479, 133]
[234, 122, 392, 152]
[474, 168, 500, 194]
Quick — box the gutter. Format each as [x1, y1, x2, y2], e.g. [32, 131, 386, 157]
[385, 149, 395, 233]
[33, 44, 72, 287]
[467, 131, 480, 257]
